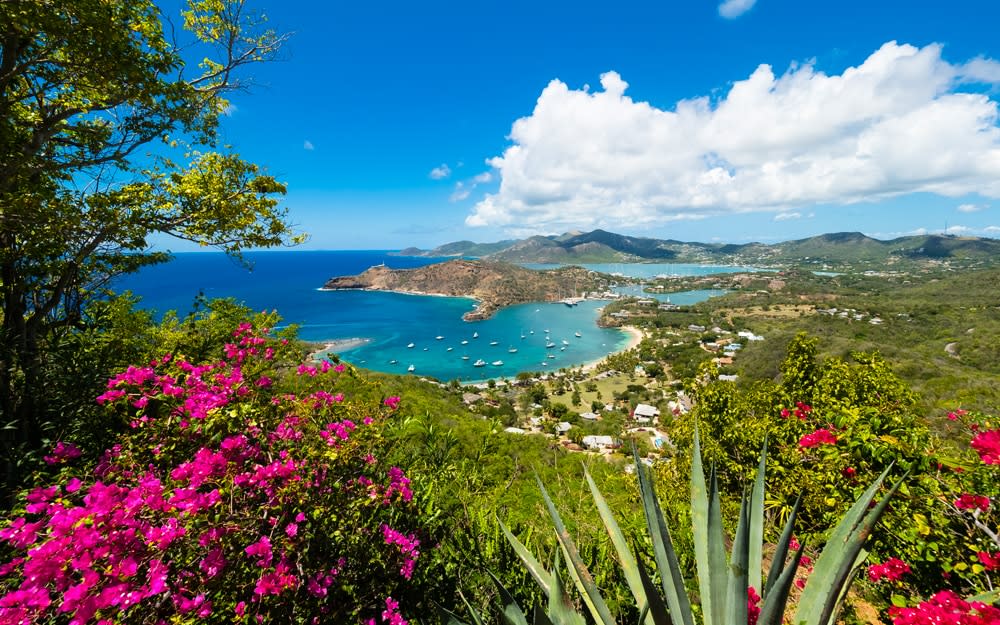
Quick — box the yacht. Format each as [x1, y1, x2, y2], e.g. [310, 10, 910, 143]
[461, 354, 470, 360]
[529, 330, 534, 335]
[491, 360, 504, 366]
[389, 359, 398, 364]
[547, 354, 556, 359]
[489, 340, 499, 346]
[446, 347, 453, 351]
[545, 341, 556, 348]
[461, 340, 468, 345]
[407, 343, 414, 348]
[561, 339, 569, 346]
[473, 359, 486, 367]
[472, 332, 479, 339]
[508, 346, 518, 353]
[435, 335, 444, 340]
[407, 364, 415, 372]
[560, 346, 566, 351]
[574, 332, 582, 338]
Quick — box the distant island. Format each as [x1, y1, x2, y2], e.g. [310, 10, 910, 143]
[393, 228, 1000, 267]
[322, 259, 618, 321]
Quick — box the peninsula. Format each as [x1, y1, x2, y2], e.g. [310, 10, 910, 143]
[322, 259, 617, 320]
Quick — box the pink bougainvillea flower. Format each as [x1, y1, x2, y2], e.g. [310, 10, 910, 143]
[43, 441, 82, 465]
[971, 429, 1000, 464]
[954, 493, 990, 512]
[978, 551, 1000, 571]
[868, 558, 911, 582]
[799, 428, 838, 449]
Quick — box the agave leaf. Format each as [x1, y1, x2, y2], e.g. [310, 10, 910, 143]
[816, 475, 905, 625]
[748, 440, 768, 595]
[536, 475, 617, 625]
[757, 544, 804, 625]
[725, 492, 750, 625]
[635, 603, 651, 625]
[636, 552, 673, 625]
[794, 467, 903, 625]
[437, 603, 473, 625]
[500, 517, 553, 597]
[763, 496, 801, 598]
[533, 607, 555, 625]
[488, 570, 531, 625]
[459, 590, 487, 625]
[970, 588, 1000, 604]
[822, 548, 868, 625]
[691, 428, 726, 625]
[635, 447, 694, 625]
[584, 464, 656, 625]
[547, 549, 588, 625]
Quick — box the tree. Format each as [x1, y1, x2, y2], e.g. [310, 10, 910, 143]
[0, 0, 299, 491]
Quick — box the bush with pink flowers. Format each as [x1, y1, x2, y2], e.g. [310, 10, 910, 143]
[0, 322, 430, 624]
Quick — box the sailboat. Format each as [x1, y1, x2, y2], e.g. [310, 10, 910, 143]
[407, 342, 415, 348]
[407, 364, 415, 372]
[446, 347, 453, 351]
[461, 354, 470, 360]
[508, 346, 518, 353]
[574, 331, 582, 338]
[472, 332, 479, 339]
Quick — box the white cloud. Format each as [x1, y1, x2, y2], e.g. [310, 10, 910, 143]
[467, 42, 1000, 232]
[774, 211, 801, 221]
[303, 140, 314, 151]
[429, 164, 452, 180]
[957, 202, 985, 212]
[946, 225, 972, 234]
[718, 0, 756, 19]
[985, 225, 1000, 233]
[450, 182, 471, 202]
[473, 172, 493, 184]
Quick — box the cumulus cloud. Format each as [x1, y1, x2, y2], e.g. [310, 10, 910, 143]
[473, 172, 493, 184]
[303, 140, 314, 151]
[957, 202, 986, 212]
[774, 211, 801, 221]
[450, 182, 471, 202]
[719, 0, 756, 19]
[467, 42, 1000, 232]
[429, 164, 452, 180]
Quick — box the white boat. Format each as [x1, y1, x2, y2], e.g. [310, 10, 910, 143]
[473, 332, 479, 338]
[407, 364, 415, 372]
[547, 354, 556, 359]
[389, 359, 398, 364]
[508, 347, 518, 353]
[489, 340, 499, 346]
[436, 335, 444, 340]
[461, 340, 468, 345]
[574, 332, 582, 338]
[545, 341, 556, 348]
[473, 359, 486, 367]
[462, 355, 470, 360]
[544, 329, 550, 334]
[447, 347, 453, 351]
[407, 343, 415, 348]
[491, 360, 503, 366]
[529, 330, 534, 335]
[560, 346, 566, 351]
[541, 362, 548, 367]
[423, 347, 428, 351]
[561, 339, 569, 346]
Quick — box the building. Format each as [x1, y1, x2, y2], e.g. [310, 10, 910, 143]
[582, 435, 616, 450]
[633, 403, 660, 423]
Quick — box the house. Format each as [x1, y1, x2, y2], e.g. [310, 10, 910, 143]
[579, 412, 600, 421]
[555, 421, 573, 435]
[462, 393, 483, 405]
[633, 403, 660, 423]
[504, 427, 526, 435]
[582, 435, 616, 450]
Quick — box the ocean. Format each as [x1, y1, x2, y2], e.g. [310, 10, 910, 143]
[116, 251, 747, 382]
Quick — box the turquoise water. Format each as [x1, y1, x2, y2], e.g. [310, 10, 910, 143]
[116, 251, 736, 381]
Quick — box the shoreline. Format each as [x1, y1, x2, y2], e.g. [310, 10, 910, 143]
[309, 337, 372, 360]
[579, 325, 644, 373]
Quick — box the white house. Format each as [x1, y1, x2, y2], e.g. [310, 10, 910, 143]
[579, 412, 599, 421]
[633, 403, 660, 423]
[582, 435, 616, 450]
[555, 421, 573, 435]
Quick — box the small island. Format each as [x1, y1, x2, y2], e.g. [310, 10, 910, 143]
[322, 259, 619, 320]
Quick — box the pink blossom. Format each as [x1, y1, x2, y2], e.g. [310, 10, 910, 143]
[868, 558, 911, 582]
[955, 493, 990, 512]
[43, 441, 82, 465]
[799, 428, 838, 448]
[383, 396, 401, 410]
[971, 429, 1000, 464]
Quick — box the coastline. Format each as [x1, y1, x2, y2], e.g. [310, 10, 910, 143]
[309, 337, 372, 360]
[579, 325, 644, 373]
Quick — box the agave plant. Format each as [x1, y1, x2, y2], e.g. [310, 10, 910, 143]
[442, 430, 904, 625]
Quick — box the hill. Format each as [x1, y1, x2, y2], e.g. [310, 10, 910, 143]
[396, 230, 1000, 267]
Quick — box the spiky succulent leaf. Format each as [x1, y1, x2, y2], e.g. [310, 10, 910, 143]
[488, 570, 531, 625]
[748, 440, 768, 594]
[725, 493, 750, 625]
[691, 429, 727, 625]
[763, 497, 801, 598]
[500, 517, 553, 597]
[757, 544, 804, 625]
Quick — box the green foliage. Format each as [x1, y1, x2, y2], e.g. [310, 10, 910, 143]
[0, 0, 300, 494]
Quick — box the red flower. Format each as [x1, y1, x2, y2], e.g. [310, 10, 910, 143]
[978, 551, 1000, 571]
[971, 429, 1000, 464]
[954, 493, 990, 512]
[868, 558, 910, 582]
[799, 428, 838, 449]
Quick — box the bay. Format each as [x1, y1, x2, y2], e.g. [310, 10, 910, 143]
[116, 251, 737, 381]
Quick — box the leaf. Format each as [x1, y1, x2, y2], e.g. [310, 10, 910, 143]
[547, 549, 588, 625]
[536, 475, 616, 625]
[725, 492, 749, 625]
[757, 544, 804, 625]
[635, 553, 672, 625]
[584, 464, 655, 625]
[748, 440, 767, 595]
[691, 428, 726, 625]
[635, 446, 694, 625]
[763, 496, 801, 598]
[499, 517, 553, 597]
[488, 570, 531, 625]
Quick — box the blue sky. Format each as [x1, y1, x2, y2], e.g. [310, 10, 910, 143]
[168, 0, 1000, 250]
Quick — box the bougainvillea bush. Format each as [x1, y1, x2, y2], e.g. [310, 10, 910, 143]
[0, 322, 427, 624]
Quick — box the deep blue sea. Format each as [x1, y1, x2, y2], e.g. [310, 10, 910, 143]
[116, 252, 746, 382]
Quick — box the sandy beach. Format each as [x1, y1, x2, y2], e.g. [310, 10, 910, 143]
[310, 337, 372, 361]
[579, 325, 644, 372]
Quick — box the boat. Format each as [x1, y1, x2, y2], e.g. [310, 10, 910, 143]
[446, 347, 453, 351]
[547, 354, 555, 359]
[407, 364, 415, 372]
[541, 362, 548, 367]
[491, 360, 503, 366]
[389, 359, 398, 364]
[473, 359, 486, 367]
[489, 340, 499, 346]
[407, 343, 415, 348]
[461, 340, 468, 345]
[545, 341, 556, 348]
[562, 339, 569, 346]
[520, 332, 526, 339]
[462, 355, 470, 360]
[508, 347, 518, 353]
[423, 347, 428, 351]
[436, 335, 444, 340]
[544, 329, 550, 334]
[529, 330, 534, 335]
[560, 346, 566, 351]
[473, 332, 479, 338]
[574, 332, 582, 338]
